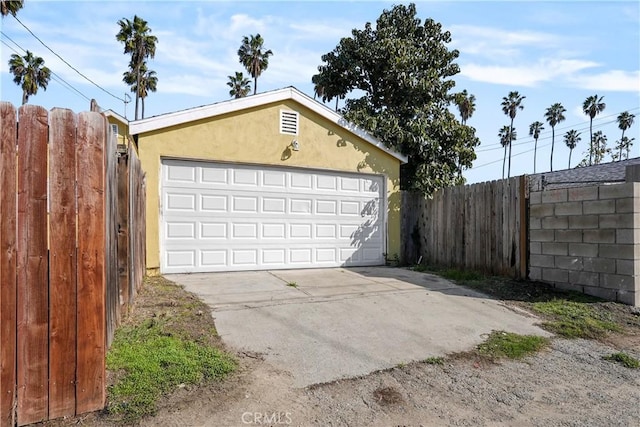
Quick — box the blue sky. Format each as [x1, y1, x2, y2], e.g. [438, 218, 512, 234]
[1, 1, 638, 184]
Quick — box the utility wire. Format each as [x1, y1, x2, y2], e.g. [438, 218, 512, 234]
[1, 34, 92, 102]
[11, 14, 126, 102]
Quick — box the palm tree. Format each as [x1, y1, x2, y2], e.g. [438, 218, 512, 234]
[8, 51, 51, 105]
[614, 136, 635, 161]
[616, 111, 635, 159]
[499, 125, 516, 179]
[238, 33, 273, 95]
[529, 121, 544, 173]
[1, 0, 22, 16]
[544, 103, 566, 172]
[591, 131, 609, 165]
[563, 130, 581, 169]
[582, 94, 606, 165]
[116, 15, 158, 120]
[501, 91, 525, 178]
[454, 90, 476, 125]
[123, 64, 157, 119]
[226, 71, 251, 99]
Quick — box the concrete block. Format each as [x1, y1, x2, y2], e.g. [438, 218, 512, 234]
[530, 203, 554, 218]
[583, 257, 616, 274]
[555, 202, 583, 216]
[568, 186, 598, 202]
[555, 229, 583, 243]
[626, 165, 640, 183]
[555, 256, 583, 270]
[530, 254, 555, 268]
[569, 270, 600, 287]
[568, 215, 599, 229]
[530, 241, 542, 255]
[542, 216, 568, 229]
[583, 199, 615, 215]
[530, 229, 554, 242]
[568, 243, 598, 257]
[542, 189, 568, 203]
[583, 286, 618, 302]
[582, 229, 615, 244]
[600, 274, 636, 291]
[543, 268, 568, 283]
[616, 198, 634, 214]
[599, 244, 634, 260]
[616, 259, 639, 276]
[529, 266, 542, 281]
[553, 282, 584, 294]
[529, 191, 542, 204]
[616, 229, 639, 244]
[617, 290, 639, 306]
[529, 217, 541, 230]
[542, 242, 568, 256]
[599, 213, 634, 229]
[599, 182, 632, 200]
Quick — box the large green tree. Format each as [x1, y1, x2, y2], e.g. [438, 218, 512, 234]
[501, 91, 525, 178]
[227, 71, 251, 99]
[8, 50, 51, 105]
[528, 121, 544, 174]
[238, 33, 273, 95]
[116, 15, 158, 120]
[563, 129, 581, 169]
[311, 3, 479, 194]
[582, 94, 606, 165]
[1, 0, 23, 17]
[544, 102, 566, 172]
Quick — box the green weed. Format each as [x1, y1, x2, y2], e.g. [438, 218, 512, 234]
[477, 331, 549, 360]
[532, 299, 620, 339]
[603, 352, 640, 369]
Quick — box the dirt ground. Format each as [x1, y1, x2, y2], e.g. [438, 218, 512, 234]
[43, 275, 640, 427]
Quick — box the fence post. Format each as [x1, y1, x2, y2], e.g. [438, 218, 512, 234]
[0, 102, 18, 427]
[519, 175, 528, 280]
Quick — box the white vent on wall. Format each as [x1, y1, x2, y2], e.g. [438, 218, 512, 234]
[280, 110, 299, 135]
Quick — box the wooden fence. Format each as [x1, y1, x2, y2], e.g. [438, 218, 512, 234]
[402, 176, 528, 279]
[0, 102, 145, 426]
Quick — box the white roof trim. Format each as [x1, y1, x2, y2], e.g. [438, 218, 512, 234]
[129, 87, 407, 163]
[102, 109, 128, 124]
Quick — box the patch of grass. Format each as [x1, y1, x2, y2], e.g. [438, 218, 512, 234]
[477, 331, 549, 360]
[396, 362, 407, 369]
[423, 356, 445, 365]
[286, 281, 298, 288]
[106, 317, 235, 423]
[532, 299, 620, 339]
[603, 352, 640, 369]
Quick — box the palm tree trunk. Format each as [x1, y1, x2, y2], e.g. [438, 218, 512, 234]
[589, 120, 593, 165]
[335, 97, 339, 112]
[620, 129, 626, 161]
[253, 77, 257, 95]
[142, 97, 145, 119]
[568, 149, 572, 169]
[550, 127, 555, 172]
[507, 120, 513, 178]
[502, 145, 507, 179]
[533, 138, 538, 174]
[135, 70, 141, 120]
[22, 90, 27, 105]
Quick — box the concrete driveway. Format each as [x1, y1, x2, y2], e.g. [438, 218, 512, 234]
[166, 267, 549, 387]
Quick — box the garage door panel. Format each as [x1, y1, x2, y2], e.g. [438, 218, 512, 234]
[161, 160, 385, 273]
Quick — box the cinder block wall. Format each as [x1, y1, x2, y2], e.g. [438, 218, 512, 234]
[529, 182, 639, 306]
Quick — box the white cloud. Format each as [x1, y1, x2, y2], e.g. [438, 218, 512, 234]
[460, 58, 599, 87]
[569, 70, 640, 93]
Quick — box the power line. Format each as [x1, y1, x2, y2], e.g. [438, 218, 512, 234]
[11, 14, 125, 103]
[1, 34, 92, 102]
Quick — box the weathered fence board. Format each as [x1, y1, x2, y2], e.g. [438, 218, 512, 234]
[0, 103, 18, 427]
[48, 109, 78, 419]
[0, 103, 146, 425]
[75, 112, 107, 414]
[403, 176, 528, 278]
[16, 105, 49, 425]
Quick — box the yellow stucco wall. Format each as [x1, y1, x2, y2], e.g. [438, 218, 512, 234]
[137, 100, 401, 271]
[106, 115, 129, 145]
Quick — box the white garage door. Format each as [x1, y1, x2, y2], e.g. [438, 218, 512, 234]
[161, 159, 386, 273]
